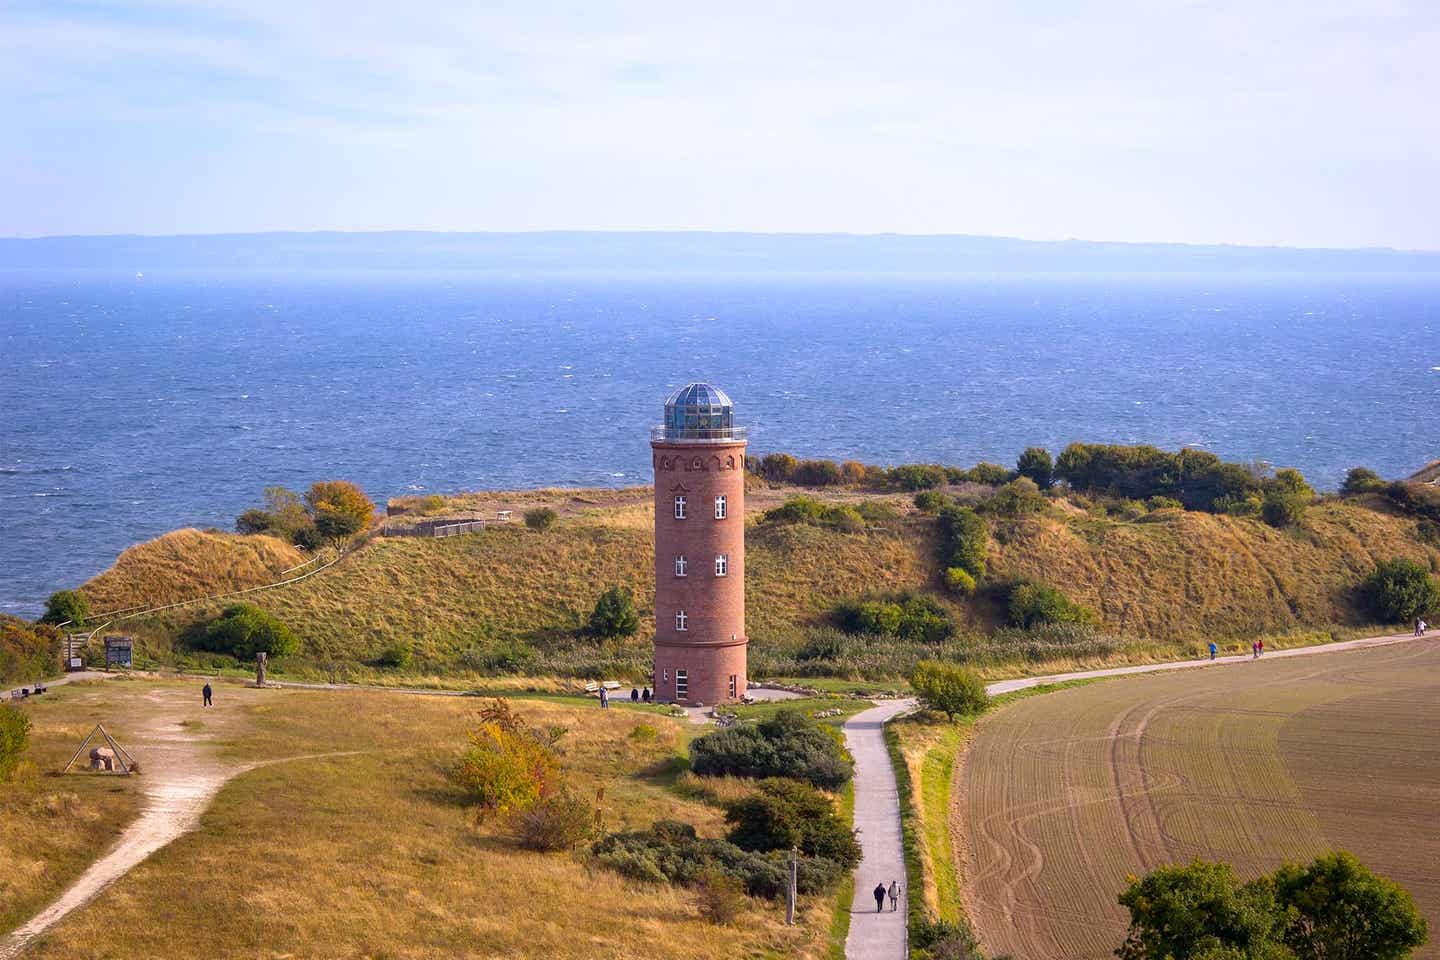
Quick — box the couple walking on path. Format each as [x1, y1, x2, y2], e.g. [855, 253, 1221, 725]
[872, 880, 899, 912]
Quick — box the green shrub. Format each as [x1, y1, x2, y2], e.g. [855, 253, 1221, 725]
[591, 820, 845, 899]
[835, 592, 953, 644]
[40, 589, 88, 627]
[1360, 559, 1440, 623]
[376, 640, 412, 669]
[1341, 466, 1386, 495]
[1008, 582, 1096, 629]
[690, 709, 853, 789]
[937, 505, 988, 578]
[909, 661, 989, 720]
[418, 494, 447, 514]
[234, 486, 315, 543]
[461, 638, 536, 673]
[1147, 495, 1184, 511]
[629, 723, 658, 742]
[1016, 447, 1054, 488]
[1261, 490, 1308, 528]
[987, 477, 1048, 516]
[191, 604, 298, 659]
[1055, 443, 1263, 512]
[588, 585, 640, 639]
[944, 567, 977, 596]
[887, 464, 948, 491]
[763, 496, 865, 532]
[914, 490, 949, 513]
[723, 778, 861, 867]
[0, 703, 32, 783]
[962, 462, 1012, 486]
[511, 790, 596, 851]
[524, 507, 557, 531]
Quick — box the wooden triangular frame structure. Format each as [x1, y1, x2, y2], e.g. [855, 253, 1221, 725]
[62, 722, 138, 775]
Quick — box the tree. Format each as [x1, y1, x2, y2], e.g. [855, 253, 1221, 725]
[760, 452, 799, 483]
[1017, 447, 1054, 488]
[1116, 860, 1291, 960]
[0, 702, 32, 783]
[40, 589, 88, 627]
[193, 604, 298, 659]
[724, 778, 861, 867]
[1341, 467, 1386, 495]
[1360, 559, 1440, 623]
[588, 585, 639, 639]
[1273, 851, 1428, 960]
[524, 507, 557, 531]
[305, 480, 374, 541]
[910, 661, 989, 720]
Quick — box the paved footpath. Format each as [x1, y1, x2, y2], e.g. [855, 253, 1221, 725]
[842, 626, 1428, 959]
[843, 698, 918, 960]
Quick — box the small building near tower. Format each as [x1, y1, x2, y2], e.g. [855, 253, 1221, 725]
[651, 383, 748, 705]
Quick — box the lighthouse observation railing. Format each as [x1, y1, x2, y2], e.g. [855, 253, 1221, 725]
[651, 425, 748, 443]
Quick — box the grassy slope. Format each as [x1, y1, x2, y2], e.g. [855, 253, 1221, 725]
[77, 488, 1437, 672]
[80, 528, 306, 613]
[18, 681, 836, 959]
[1, 688, 144, 936]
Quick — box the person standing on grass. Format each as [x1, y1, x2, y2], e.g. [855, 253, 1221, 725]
[630, 687, 639, 703]
[202, 682, 212, 707]
[873, 883, 887, 913]
[599, 687, 609, 709]
[1208, 641, 1217, 661]
[888, 880, 899, 911]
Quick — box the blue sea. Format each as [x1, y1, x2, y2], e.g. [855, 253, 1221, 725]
[2, 269, 1437, 618]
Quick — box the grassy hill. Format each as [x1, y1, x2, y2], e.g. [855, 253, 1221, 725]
[71, 485, 1438, 682]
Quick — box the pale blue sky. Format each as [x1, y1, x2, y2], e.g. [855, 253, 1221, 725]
[2, 0, 1437, 248]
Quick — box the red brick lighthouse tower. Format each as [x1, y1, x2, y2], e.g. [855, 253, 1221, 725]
[651, 383, 747, 705]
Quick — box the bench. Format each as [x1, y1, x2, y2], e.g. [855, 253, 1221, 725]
[496, 510, 513, 522]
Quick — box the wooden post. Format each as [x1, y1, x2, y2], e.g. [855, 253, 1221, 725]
[786, 845, 797, 925]
[256, 652, 267, 687]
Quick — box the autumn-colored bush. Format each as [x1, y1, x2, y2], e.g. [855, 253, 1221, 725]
[448, 699, 563, 821]
[0, 616, 62, 684]
[306, 480, 375, 540]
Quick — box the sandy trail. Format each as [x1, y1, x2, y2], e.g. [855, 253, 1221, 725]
[0, 685, 351, 960]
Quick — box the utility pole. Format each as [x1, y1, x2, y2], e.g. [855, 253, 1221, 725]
[786, 845, 798, 925]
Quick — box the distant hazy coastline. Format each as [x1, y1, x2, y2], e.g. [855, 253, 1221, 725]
[3, 230, 1439, 273]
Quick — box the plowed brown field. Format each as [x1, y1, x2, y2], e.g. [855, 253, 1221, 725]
[960, 641, 1440, 960]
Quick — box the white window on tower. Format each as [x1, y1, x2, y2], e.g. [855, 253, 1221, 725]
[675, 669, 689, 698]
[675, 610, 688, 631]
[675, 555, 688, 577]
[728, 674, 737, 699]
[714, 554, 728, 577]
[674, 495, 687, 519]
[714, 495, 727, 519]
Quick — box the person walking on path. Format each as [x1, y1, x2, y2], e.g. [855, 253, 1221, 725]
[599, 687, 609, 709]
[888, 880, 899, 911]
[1257, 639, 1264, 656]
[872, 883, 887, 913]
[1252, 641, 1259, 659]
[630, 688, 639, 703]
[1208, 641, 1217, 660]
[201, 682, 212, 708]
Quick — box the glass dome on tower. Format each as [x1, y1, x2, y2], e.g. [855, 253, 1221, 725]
[654, 382, 746, 442]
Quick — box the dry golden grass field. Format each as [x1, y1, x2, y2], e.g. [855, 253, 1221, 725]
[6, 679, 837, 960]
[75, 486, 1436, 680]
[959, 640, 1440, 960]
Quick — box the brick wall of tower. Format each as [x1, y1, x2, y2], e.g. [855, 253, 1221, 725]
[651, 439, 747, 705]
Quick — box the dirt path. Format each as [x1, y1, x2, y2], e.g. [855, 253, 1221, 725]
[0, 685, 353, 960]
